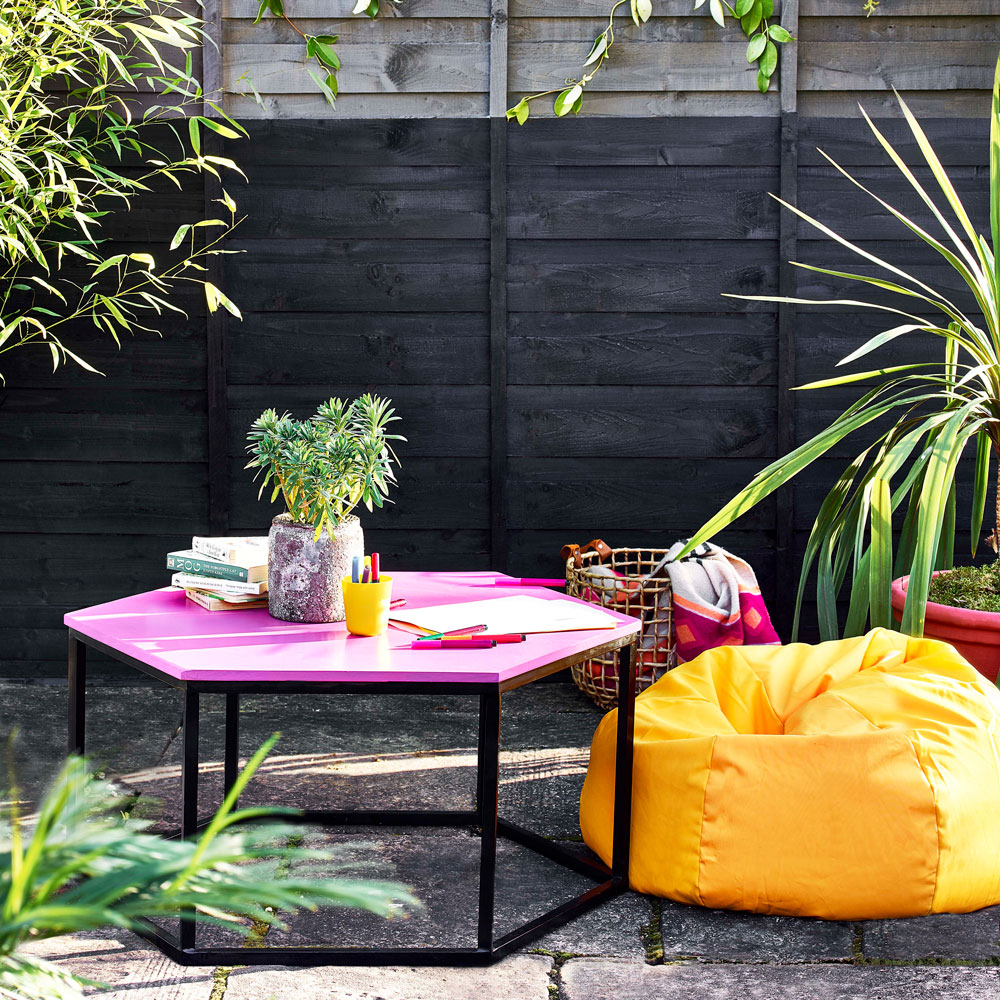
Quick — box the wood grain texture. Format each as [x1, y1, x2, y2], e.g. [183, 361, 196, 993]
[236, 165, 489, 239]
[507, 312, 777, 386]
[508, 385, 777, 459]
[509, 165, 779, 239]
[227, 313, 489, 384]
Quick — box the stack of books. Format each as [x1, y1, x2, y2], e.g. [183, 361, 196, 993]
[167, 536, 269, 611]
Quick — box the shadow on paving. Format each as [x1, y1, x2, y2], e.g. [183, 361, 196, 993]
[5, 680, 1000, 996]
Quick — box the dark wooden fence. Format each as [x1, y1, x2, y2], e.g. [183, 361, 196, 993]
[0, 113, 989, 676]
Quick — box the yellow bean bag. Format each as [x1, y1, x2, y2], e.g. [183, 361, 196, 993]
[580, 629, 1000, 920]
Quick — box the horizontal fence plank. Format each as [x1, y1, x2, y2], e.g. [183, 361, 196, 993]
[508, 456, 775, 529]
[797, 90, 992, 119]
[0, 463, 208, 534]
[510, 0, 782, 15]
[509, 240, 778, 312]
[799, 118, 989, 165]
[511, 41, 760, 92]
[508, 385, 777, 458]
[237, 165, 489, 239]
[226, 42, 488, 94]
[227, 92, 490, 118]
[228, 313, 489, 384]
[799, 0, 995, 14]
[0, 534, 190, 607]
[508, 118, 779, 166]
[795, 166, 988, 240]
[226, 239, 489, 311]
[799, 15, 1000, 42]
[0, 389, 205, 463]
[508, 312, 777, 386]
[227, 384, 489, 457]
[229, 457, 490, 530]
[799, 42, 997, 91]
[225, 0, 489, 15]
[509, 166, 779, 239]
[232, 119, 489, 165]
[226, 17, 489, 43]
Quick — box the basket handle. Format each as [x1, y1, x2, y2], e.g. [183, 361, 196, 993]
[561, 538, 613, 568]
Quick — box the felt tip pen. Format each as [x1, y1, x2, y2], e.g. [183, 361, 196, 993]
[390, 597, 406, 609]
[410, 638, 496, 650]
[422, 624, 488, 639]
[351, 556, 360, 584]
[371, 552, 380, 582]
[493, 578, 565, 587]
[477, 633, 526, 643]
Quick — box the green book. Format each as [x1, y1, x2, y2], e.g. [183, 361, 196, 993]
[166, 549, 267, 583]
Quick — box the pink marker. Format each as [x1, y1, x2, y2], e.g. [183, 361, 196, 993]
[410, 639, 497, 650]
[492, 578, 565, 588]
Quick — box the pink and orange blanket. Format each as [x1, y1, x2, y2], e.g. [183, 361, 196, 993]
[657, 540, 780, 662]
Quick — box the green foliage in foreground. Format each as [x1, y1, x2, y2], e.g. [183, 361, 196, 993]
[679, 55, 1000, 640]
[246, 395, 405, 539]
[1, 0, 247, 384]
[0, 735, 418, 1000]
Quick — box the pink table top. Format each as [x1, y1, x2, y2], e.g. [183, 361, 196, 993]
[64, 571, 641, 686]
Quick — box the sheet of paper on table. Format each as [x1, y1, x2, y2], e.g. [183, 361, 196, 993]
[389, 594, 620, 635]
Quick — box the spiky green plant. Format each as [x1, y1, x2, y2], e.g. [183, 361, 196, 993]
[0, 734, 418, 1000]
[245, 395, 405, 540]
[678, 55, 1000, 642]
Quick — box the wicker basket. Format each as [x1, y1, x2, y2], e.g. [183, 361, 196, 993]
[566, 547, 676, 710]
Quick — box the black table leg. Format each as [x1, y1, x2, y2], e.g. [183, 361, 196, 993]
[476, 690, 501, 952]
[223, 693, 239, 800]
[68, 635, 87, 756]
[180, 688, 200, 951]
[612, 639, 637, 879]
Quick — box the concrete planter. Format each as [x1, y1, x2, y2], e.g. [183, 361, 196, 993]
[891, 571, 1000, 684]
[267, 514, 363, 623]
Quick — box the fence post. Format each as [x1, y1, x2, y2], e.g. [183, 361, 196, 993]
[775, 0, 800, 636]
[489, 0, 509, 572]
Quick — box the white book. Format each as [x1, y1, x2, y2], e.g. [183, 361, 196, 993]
[171, 572, 268, 596]
[191, 535, 268, 564]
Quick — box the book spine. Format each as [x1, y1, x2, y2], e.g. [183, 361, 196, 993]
[166, 554, 248, 582]
[171, 573, 266, 595]
[191, 537, 236, 562]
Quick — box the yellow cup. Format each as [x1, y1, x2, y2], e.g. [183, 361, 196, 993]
[341, 575, 393, 637]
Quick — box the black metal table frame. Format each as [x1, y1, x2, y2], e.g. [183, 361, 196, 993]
[67, 628, 638, 967]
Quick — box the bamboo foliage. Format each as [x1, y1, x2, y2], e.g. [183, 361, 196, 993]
[679, 54, 1000, 642]
[0, 0, 248, 384]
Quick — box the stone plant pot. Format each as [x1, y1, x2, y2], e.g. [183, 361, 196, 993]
[891, 571, 1000, 684]
[267, 513, 364, 623]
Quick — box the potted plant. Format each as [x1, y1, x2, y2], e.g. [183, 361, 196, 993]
[0, 735, 416, 1000]
[675, 56, 1000, 682]
[245, 395, 403, 623]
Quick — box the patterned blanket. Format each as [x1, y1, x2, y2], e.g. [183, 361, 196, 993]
[657, 540, 780, 662]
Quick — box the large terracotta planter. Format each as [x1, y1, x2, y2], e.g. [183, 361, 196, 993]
[891, 571, 1000, 683]
[267, 514, 363, 623]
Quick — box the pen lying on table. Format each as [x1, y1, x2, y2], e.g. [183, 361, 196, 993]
[410, 638, 496, 650]
[492, 578, 565, 587]
[415, 633, 525, 644]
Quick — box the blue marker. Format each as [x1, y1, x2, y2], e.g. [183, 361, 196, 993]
[352, 555, 360, 584]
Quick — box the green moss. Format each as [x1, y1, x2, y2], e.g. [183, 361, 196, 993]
[928, 563, 1000, 613]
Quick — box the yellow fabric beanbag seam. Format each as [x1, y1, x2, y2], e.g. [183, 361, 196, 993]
[579, 629, 1000, 919]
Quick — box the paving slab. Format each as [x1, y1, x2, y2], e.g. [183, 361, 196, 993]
[224, 954, 553, 1000]
[863, 906, 1000, 961]
[21, 930, 215, 999]
[238, 827, 592, 952]
[659, 899, 855, 963]
[532, 890, 654, 958]
[561, 958, 1000, 1000]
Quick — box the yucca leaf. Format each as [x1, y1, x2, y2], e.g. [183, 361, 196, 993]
[992, 56, 1000, 305]
[869, 477, 893, 629]
[816, 533, 839, 640]
[844, 548, 872, 638]
[971, 431, 990, 556]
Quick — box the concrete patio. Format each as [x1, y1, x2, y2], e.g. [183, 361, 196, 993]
[4, 678, 1000, 999]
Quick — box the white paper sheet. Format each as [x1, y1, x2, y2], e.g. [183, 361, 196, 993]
[389, 595, 620, 635]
